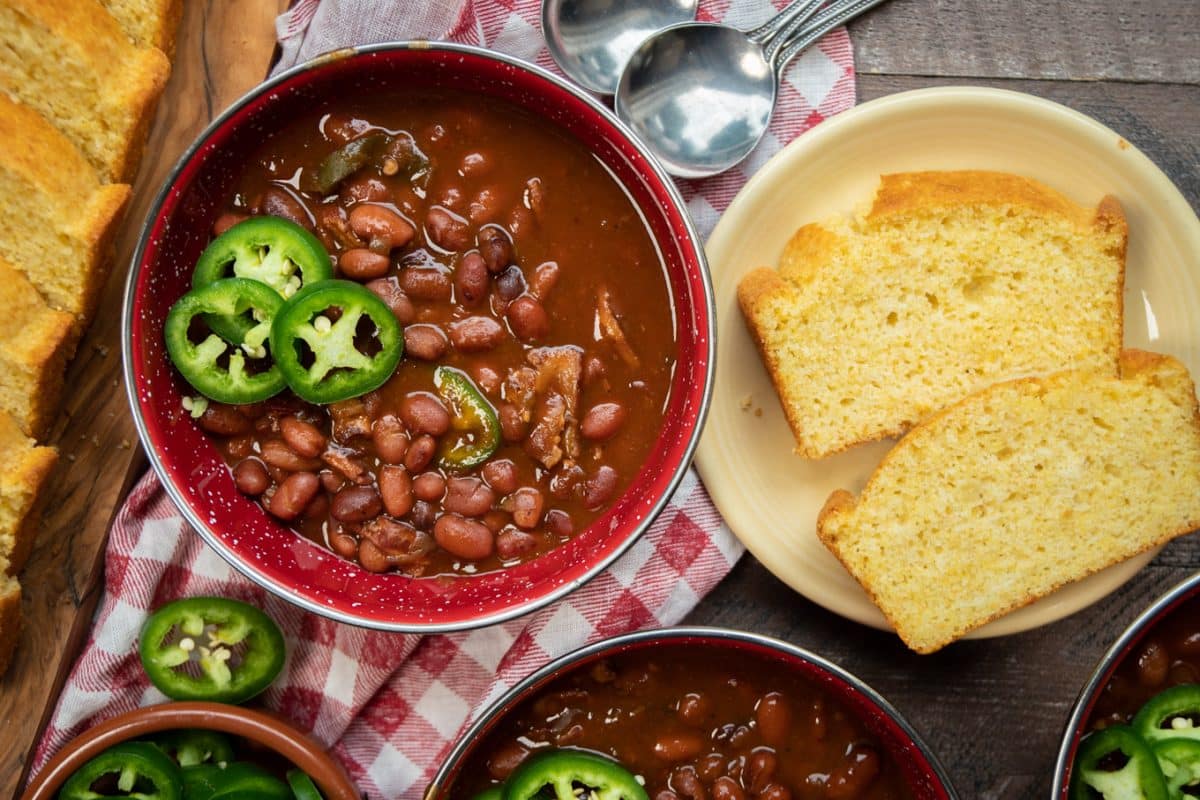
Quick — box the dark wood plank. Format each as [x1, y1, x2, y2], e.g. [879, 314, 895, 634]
[847, 0, 1200, 84]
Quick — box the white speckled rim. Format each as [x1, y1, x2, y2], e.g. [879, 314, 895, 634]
[426, 626, 960, 800]
[121, 41, 716, 632]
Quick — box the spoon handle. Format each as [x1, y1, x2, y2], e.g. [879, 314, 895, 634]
[775, 0, 894, 72]
[746, 0, 825, 49]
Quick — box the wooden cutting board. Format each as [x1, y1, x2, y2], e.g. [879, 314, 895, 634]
[0, 3, 286, 795]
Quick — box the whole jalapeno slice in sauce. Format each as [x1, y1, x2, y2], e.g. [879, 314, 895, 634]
[503, 750, 649, 800]
[1071, 724, 1168, 800]
[182, 761, 291, 800]
[192, 216, 332, 341]
[138, 597, 285, 704]
[1135, 684, 1200, 746]
[59, 741, 183, 800]
[152, 729, 236, 768]
[164, 278, 286, 404]
[270, 279, 403, 404]
[434, 366, 501, 469]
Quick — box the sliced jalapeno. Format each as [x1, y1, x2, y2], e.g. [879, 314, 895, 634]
[1152, 738, 1200, 799]
[164, 278, 286, 404]
[286, 769, 325, 800]
[193, 216, 332, 341]
[301, 132, 391, 195]
[59, 741, 182, 800]
[182, 762, 291, 800]
[138, 597, 285, 704]
[270, 280, 403, 404]
[1071, 725, 1168, 800]
[503, 750, 648, 800]
[1135, 685, 1200, 746]
[152, 729, 235, 767]
[435, 366, 500, 469]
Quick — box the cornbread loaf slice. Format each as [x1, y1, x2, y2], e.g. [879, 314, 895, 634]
[0, 570, 20, 677]
[0, 410, 57, 576]
[99, 0, 183, 54]
[738, 171, 1127, 459]
[817, 350, 1200, 654]
[0, 0, 170, 183]
[0, 92, 131, 320]
[0, 257, 77, 437]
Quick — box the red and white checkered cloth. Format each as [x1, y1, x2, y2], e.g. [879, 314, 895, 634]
[32, 2, 855, 797]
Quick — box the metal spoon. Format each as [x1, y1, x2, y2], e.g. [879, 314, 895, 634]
[615, 0, 893, 178]
[541, 0, 699, 95]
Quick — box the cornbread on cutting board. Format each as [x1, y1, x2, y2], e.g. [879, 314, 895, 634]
[737, 170, 1127, 459]
[817, 350, 1200, 654]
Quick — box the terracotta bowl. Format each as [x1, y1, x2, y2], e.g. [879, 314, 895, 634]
[1052, 572, 1200, 798]
[427, 627, 959, 800]
[122, 42, 714, 631]
[21, 702, 359, 800]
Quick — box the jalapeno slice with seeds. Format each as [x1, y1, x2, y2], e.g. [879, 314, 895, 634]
[435, 366, 500, 469]
[270, 280, 403, 404]
[59, 741, 183, 800]
[1071, 725, 1168, 800]
[164, 278, 286, 405]
[138, 597, 285, 704]
[151, 729, 235, 768]
[1135, 685, 1200, 746]
[1151, 738, 1200, 799]
[503, 750, 648, 800]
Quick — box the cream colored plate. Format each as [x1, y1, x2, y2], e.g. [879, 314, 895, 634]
[697, 87, 1200, 638]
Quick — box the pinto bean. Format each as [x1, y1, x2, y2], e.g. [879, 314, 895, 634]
[372, 415, 409, 464]
[496, 528, 537, 560]
[330, 531, 359, 559]
[581, 403, 627, 441]
[745, 749, 778, 795]
[331, 486, 383, 523]
[449, 316, 505, 352]
[358, 539, 391, 573]
[755, 693, 791, 747]
[678, 692, 712, 726]
[653, 732, 704, 762]
[474, 365, 502, 395]
[340, 174, 390, 204]
[545, 509, 574, 538]
[225, 435, 255, 460]
[339, 248, 390, 280]
[197, 403, 251, 436]
[486, 741, 530, 781]
[267, 472, 320, 520]
[405, 434, 437, 472]
[583, 465, 619, 510]
[530, 260, 559, 300]
[400, 393, 450, 436]
[319, 469, 345, 494]
[444, 477, 495, 517]
[280, 416, 326, 458]
[477, 224, 514, 273]
[711, 778, 744, 800]
[468, 186, 503, 224]
[410, 500, 437, 531]
[495, 265, 526, 302]
[1137, 640, 1170, 687]
[826, 746, 881, 800]
[498, 404, 527, 443]
[455, 251, 489, 306]
[413, 471, 447, 502]
[669, 766, 706, 800]
[481, 459, 519, 494]
[213, 211, 248, 237]
[509, 487, 544, 529]
[404, 324, 448, 361]
[349, 203, 415, 250]
[398, 267, 453, 301]
[232, 459, 270, 496]
[259, 186, 311, 228]
[758, 785, 790, 800]
[379, 465, 414, 518]
[506, 295, 550, 341]
[260, 439, 323, 472]
[434, 514, 494, 560]
[365, 277, 416, 324]
[425, 205, 471, 252]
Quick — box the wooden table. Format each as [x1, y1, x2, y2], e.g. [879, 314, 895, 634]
[1, 1, 1196, 798]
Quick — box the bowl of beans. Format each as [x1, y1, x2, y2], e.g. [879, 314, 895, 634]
[122, 42, 713, 630]
[1053, 572, 1200, 799]
[428, 627, 958, 800]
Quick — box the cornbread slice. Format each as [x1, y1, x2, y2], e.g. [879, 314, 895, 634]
[738, 171, 1127, 458]
[99, 0, 183, 54]
[0, 411, 57, 576]
[817, 350, 1200, 654]
[0, 92, 131, 319]
[0, 570, 20, 677]
[0, 257, 78, 437]
[0, 0, 170, 183]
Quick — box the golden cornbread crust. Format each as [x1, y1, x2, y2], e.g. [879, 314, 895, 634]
[0, 411, 58, 576]
[101, 0, 183, 55]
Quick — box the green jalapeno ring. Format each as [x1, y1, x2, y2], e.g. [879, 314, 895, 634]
[470, 786, 504, 800]
[270, 280, 403, 404]
[1135, 684, 1200, 746]
[164, 278, 287, 405]
[286, 768, 326, 800]
[502, 749, 649, 800]
[151, 729, 236, 768]
[182, 761, 292, 800]
[434, 366, 501, 470]
[138, 597, 286, 705]
[1071, 724, 1169, 800]
[1151, 738, 1200, 799]
[59, 741, 183, 800]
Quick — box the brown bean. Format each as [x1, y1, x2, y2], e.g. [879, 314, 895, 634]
[678, 692, 712, 726]
[437, 184, 466, 212]
[331, 486, 383, 523]
[583, 465, 619, 510]
[460, 151, 490, 177]
[434, 514, 494, 560]
[319, 469, 345, 493]
[486, 740, 530, 781]
[413, 471, 447, 503]
[410, 500, 437, 530]
[405, 434, 437, 472]
[656, 792, 682, 800]
[509, 487, 544, 529]
[496, 527, 538, 561]
[213, 211, 248, 237]
[468, 186, 503, 225]
[1179, 631, 1200, 656]
[378, 465, 414, 518]
[757, 785, 790, 800]
[404, 324, 448, 361]
[745, 749, 777, 795]
[349, 203, 415, 249]
[506, 295, 550, 341]
[232, 459, 270, 496]
[259, 186, 311, 228]
[477, 224, 514, 273]
[322, 113, 370, 144]
[444, 477, 496, 517]
[826, 746, 881, 800]
[425, 205, 471, 252]
[267, 472, 320, 520]
[330, 532, 359, 559]
[483, 509, 510, 534]
[400, 393, 451, 436]
[530, 260, 559, 300]
[225, 436, 255, 460]
[545, 509, 574, 538]
[303, 492, 330, 524]
[581, 403, 627, 441]
[455, 251, 490, 306]
[1137, 640, 1170, 687]
[508, 206, 535, 239]
[498, 404, 527, 443]
[399, 267, 453, 301]
[481, 460, 519, 494]
[755, 692, 791, 747]
[654, 731, 704, 762]
[495, 265, 527, 301]
[711, 778, 745, 800]
[323, 447, 371, 484]
[197, 403, 252, 436]
[280, 416, 326, 458]
[372, 415, 409, 464]
[339, 174, 390, 204]
[669, 766, 706, 800]
[474, 365, 502, 396]
[525, 177, 546, 218]
[260, 439, 323, 472]
[358, 539, 391, 573]
[339, 248, 390, 280]
[697, 754, 725, 783]
[365, 277, 416, 324]
[448, 316, 505, 352]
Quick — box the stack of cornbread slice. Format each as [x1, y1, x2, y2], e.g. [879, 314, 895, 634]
[0, 0, 179, 675]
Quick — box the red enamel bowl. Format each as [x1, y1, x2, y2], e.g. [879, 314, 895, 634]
[426, 628, 959, 800]
[122, 42, 714, 631]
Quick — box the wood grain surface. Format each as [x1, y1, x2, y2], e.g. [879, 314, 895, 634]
[0, 2, 285, 797]
[1, 2, 1196, 800]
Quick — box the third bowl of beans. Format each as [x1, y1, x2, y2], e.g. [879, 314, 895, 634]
[123, 42, 714, 630]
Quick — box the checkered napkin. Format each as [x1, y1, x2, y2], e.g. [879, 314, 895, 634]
[32, 2, 855, 798]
